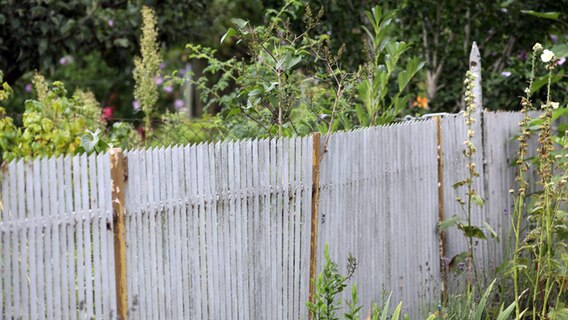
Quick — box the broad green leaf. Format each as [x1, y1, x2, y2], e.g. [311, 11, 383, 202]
[283, 54, 301, 70]
[472, 194, 484, 208]
[438, 215, 461, 232]
[397, 57, 424, 92]
[397, 71, 409, 93]
[552, 106, 568, 121]
[221, 27, 237, 44]
[552, 43, 568, 58]
[459, 225, 487, 239]
[548, 307, 568, 320]
[531, 70, 564, 93]
[520, 10, 561, 20]
[80, 131, 98, 154]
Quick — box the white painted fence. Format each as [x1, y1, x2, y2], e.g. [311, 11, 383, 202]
[0, 111, 535, 319]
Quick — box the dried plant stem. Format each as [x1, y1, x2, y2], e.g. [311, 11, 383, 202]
[512, 46, 538, 320]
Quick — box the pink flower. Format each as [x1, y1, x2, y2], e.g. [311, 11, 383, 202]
[102, 107, 113, 121]
[24, 83, 33, 93]
[108, 19, 114, 27]
[163, 85, 173, 94]
[558, 57, 566, 66]
[155, 76, 163, 85]
[174, 99, 184, 110]
[132, 100, 141, 111]
[500, 71, 512, 77]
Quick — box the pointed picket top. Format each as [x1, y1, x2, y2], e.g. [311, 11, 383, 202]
[469, 42, 483, 112]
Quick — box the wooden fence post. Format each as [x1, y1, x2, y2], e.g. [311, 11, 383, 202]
[435, 117, 448, 303]
[470, 42, 483, 112]
[110, 149, 128, 320]
[308, 132, 321, 317]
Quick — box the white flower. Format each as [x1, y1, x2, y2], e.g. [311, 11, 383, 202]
[533, 43, 543, 52]
[541, 49, 555, 63]
[551, 101, 559, 109]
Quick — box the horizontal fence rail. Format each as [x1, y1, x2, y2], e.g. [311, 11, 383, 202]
[0, 111, 537, 319]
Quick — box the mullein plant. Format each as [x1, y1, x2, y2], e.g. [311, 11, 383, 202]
[528, 46, 566, 320]
[133, 6, 162, 142]
[510, 42, 541, 320]
[440, 71, 493, 299]
[510, 43, 568, 319]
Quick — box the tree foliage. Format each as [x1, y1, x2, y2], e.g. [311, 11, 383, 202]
[0, 0, 208, 85]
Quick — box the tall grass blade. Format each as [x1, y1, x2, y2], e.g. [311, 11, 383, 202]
[474, 279, 496, 320]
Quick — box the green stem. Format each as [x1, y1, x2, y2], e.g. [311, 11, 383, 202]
[512, 176, 525, 320]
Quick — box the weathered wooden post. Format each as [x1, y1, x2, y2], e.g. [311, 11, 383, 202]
[308, 132, 321, 318]
[435, 116, 448, 303]
[470, 42, 483, 111]
[110, 148, 128, 320]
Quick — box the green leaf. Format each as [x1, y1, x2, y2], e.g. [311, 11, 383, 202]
[458, 225, 487, 239]
[397, 71, 408, 93]
[452, 181, 466, 189]
[38, 39, 48, 55]
[472, 194, 484, 208]
[380, 293, 392, 320]
[283, 55, 301, 70]
[221, 27, 237, 44]
[520, 10, 561, 20]
[114, 38, 129, 48]
[483, 221, 498, 240]
[60, 19, 75, 36]
[548, 307, 568, 320]
[552, 43, 568, 58]
[247, 88, 263, 97]
[80, 131, 99, 154]
[355, 104, 369, 125]
[397, 57, 424, 92]
[475, 279, 496, 320]
[531, 70, 564, 93]
[495, 259, 514, 277]
[391, 302, 403, 320]
[496, 301, 517, 320]
[438, 215, 461, 232]
[232, 18, 248, 29]
[263, 82, 278, 92]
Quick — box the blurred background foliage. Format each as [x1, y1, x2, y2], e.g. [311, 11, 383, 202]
[0, 0, 566, 160]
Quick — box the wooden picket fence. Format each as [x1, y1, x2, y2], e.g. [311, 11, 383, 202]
[0, 110, 536, 319]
